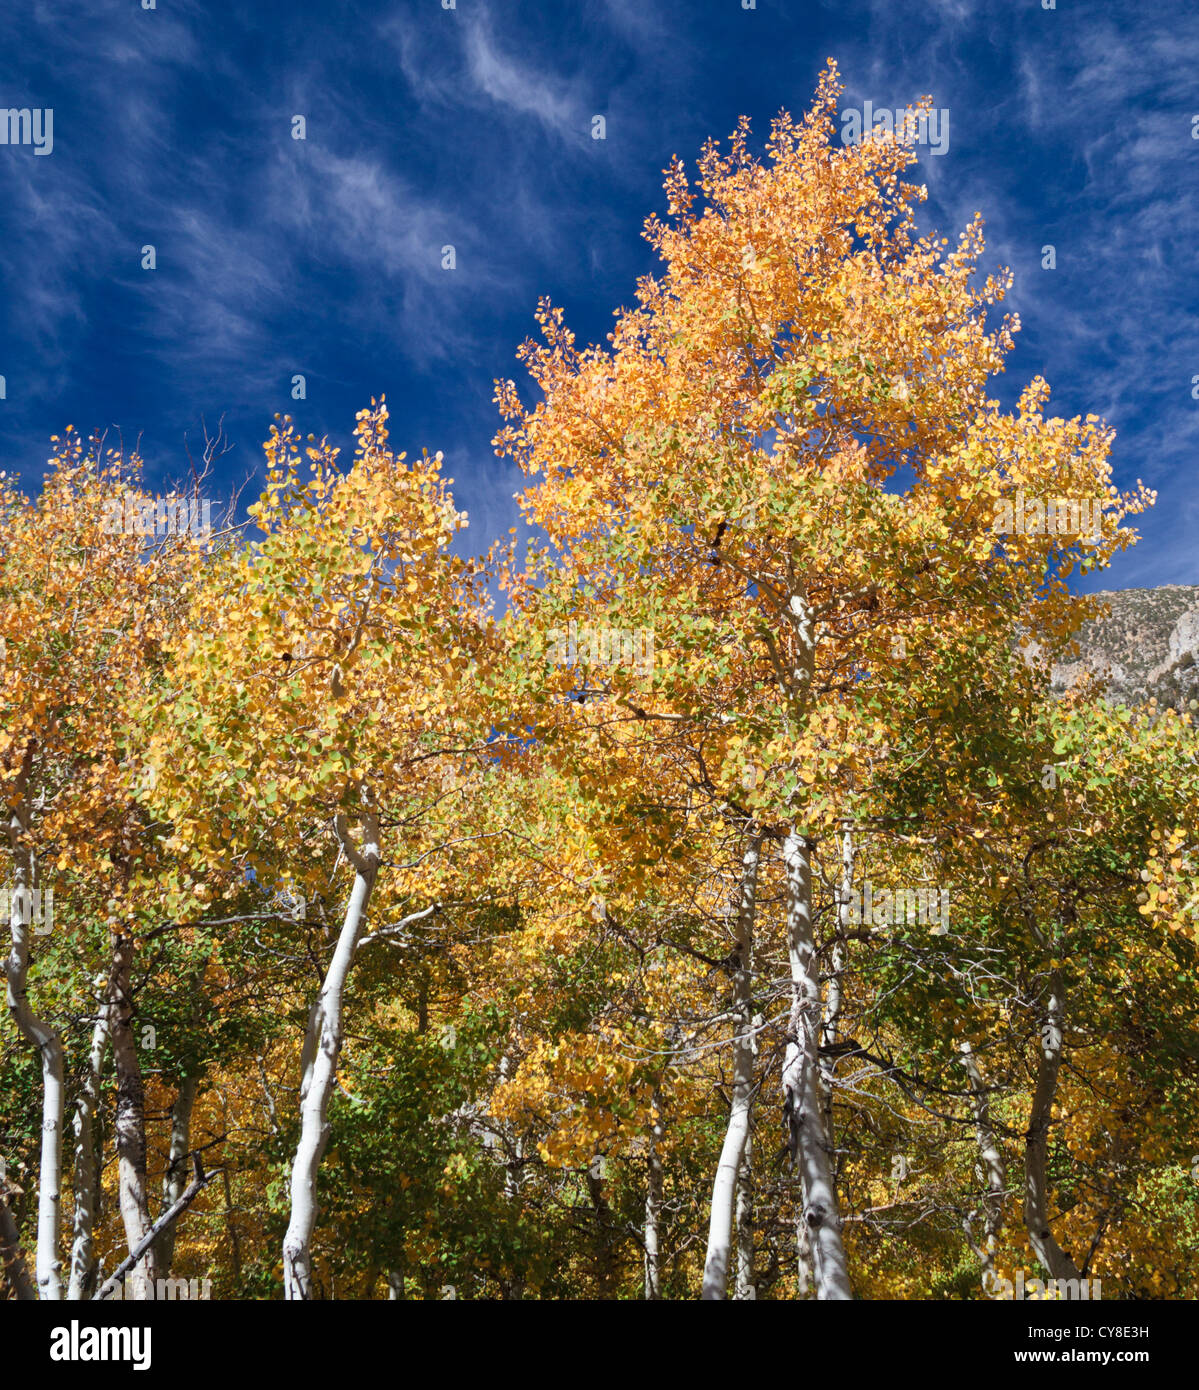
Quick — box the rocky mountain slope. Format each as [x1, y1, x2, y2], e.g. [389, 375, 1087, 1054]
[1051, 585, 1199, 711]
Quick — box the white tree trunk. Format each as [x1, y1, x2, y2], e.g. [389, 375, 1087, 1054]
[958, 1040, 1006, 1282]
[67, 998, 111, 1299]
[4, 800, 64, 1300]
[282, 802, 381, 1299]
[737, 849, 766, 1303]
[781, 831, 852, 1300]
[109, 931, 158, 1300]
[701, 834, 761, 1299]
[644, 1104, 663, 1300]
[156, 1074, 198, 1277]
[734, 1133, 756, 1300]
[1023, 974, 1082, 1282]
[795, 1194, 813, 1298]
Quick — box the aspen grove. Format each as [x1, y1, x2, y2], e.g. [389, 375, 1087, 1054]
[3, 67, 1198, 1301]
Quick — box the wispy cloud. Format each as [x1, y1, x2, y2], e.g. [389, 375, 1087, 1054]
[0, 0, 1194, 586]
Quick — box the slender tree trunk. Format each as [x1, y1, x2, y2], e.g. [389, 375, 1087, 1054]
[1023, 973, 1082, 1281]
[4, 797, 64, 1300]
[94, 1155, 210, 1302]
[217, 1088, 243, 1288]
[585, 1163, 618, 1298]
[781, 831, 852, 1300]
[737, 845, 765, 1303]
[108, 931, 158, 1300]
[795, 1193, 814, 1298]
[217, 1168, 241, 1293]
[282, 800, 380, 1299]
[0, 1187, 37, 1300]
[156, 958, 207, 1278]
[734, 1133, 756, 1300]
[958, 1040, 1006, 1283]
[156, 1074, 198, 1277]
[644, 1099, 663, 1300]
[702, 833, 761, 1299]
[67, 999, 111, 1300]
[819, 828, 853, 1147]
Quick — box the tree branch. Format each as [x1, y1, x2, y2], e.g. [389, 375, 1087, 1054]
[93, 1154, 212, 1301]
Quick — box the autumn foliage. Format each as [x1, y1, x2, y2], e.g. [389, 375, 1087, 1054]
[2, 65, 1197, 1302]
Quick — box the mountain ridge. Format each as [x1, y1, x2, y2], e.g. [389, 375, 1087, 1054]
[1052, 584, 1199, 711]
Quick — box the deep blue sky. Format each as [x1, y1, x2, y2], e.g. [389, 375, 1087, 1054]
[2, 0, 1196, 590]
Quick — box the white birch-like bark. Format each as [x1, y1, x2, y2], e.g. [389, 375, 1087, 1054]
[109, 931, 158, 1300]
[4, 798, 64, 1299]
[958, 1040, 1006, 1282]
[156, 1074, 198, 1277]
[795, 1196, 813, 1298]
[283, 800, 381, 1299]
[737, 856, 766, 1303]
[644, 1104, 663, 1300]
[94, 1155, 209, 1301]
[781, 831, 852, 1300]
[66, 997, 111, 1299]
[701, 834, 761, 1299]
[734, 1133, 756, 1300]
[1023, 975, 1082, 1282]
